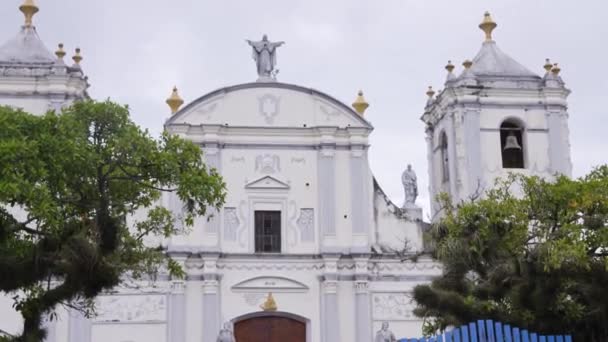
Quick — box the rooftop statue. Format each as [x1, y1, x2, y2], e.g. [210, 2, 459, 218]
[402, 164, 418, 208]
[246, 34, 284, 81]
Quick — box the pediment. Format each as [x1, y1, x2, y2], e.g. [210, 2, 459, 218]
[245, 176, 290, 190]
[165, 82, 373, 130]
[232, 276, 308, 292]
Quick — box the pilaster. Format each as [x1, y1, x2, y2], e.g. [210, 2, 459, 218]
[446, 113, 459, 200]
[318, 143, 337, 247]
[350, 145, 370, 242]
[321, 254, 340, 342]
[425, 127, 438, 217]
[463, 107, 482, 196]
[42, 314, 57, 342]
[546, 110, 572, 176]
[67, 309, 91, 342]
[353, 256, 372, 342]
[202, 254, 221, 342]
[203, 144, 222, 236]
[167, 257, 187, 342]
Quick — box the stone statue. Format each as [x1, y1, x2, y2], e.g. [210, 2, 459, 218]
[216, 322, 236, 342]
[246, 34, 285, 80]
[401, 164, 418, 208]
[375, 321, 397, 342]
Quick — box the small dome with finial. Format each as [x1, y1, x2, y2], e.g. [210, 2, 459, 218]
[462, 59, 473, 69]
[445, 60, 455, 73]
[466, 12, 537, 78]
[426, 86, 435, 98]
[551, 63, 561, 76]
[166, 86, 185, 114]
[55, 43, 66, 59]
[0, 0, 55, 65]
[543, 59, 553, 73]
[351, 90, 369, 115]
[20, 0, 39, 28]
[72, 48, 83, 65]
[479, 11, 497, 42]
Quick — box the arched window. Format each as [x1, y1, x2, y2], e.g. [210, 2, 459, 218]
[439, 132, 449, 182]
[500, 121, 525, 169]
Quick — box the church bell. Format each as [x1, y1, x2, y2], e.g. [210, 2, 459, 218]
[503, 132, 522, 151]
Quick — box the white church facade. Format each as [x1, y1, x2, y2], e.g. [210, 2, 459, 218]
[0, 2, 572, 342]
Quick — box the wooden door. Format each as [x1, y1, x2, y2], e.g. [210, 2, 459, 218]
[234, 316, 306, 342]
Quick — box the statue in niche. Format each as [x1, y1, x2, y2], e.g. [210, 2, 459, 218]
[401, 164, 418, 208]
[375, 321, 397, 342]
[246, 34, 285, 80]
[216, 322, 236, 342]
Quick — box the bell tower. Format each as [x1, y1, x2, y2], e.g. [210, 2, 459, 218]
[422, 12, 572, 218]
[0, 0, 89, 115]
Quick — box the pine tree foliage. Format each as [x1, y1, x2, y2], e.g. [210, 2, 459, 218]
[0, 101, 225, 341]
[414, 168, 608, 341]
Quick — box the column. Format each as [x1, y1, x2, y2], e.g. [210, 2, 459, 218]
[202, 254, 220, 342]
[354, 256, 371, 342]
[167, 280, 186, 342]
[321, 255, 340, 342]
[68, 309, 91, 342]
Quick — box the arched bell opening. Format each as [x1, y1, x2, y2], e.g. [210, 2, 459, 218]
[500, 120, 525, 169]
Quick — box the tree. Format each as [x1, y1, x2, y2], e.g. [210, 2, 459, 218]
[0, 101, 225, 341]
[413, 168, 608, 341]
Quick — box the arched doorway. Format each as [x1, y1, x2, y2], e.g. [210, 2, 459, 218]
[234, 314, 306, 342]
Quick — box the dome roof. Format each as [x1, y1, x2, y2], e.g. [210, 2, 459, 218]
[468, 41, 538, 78]
[0, 26, 54, 66]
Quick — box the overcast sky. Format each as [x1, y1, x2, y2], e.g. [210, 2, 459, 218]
[1, 0, 606, 217]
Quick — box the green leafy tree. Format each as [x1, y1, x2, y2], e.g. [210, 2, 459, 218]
[0, 101, 225, 341]
[413, 168, 608, 341]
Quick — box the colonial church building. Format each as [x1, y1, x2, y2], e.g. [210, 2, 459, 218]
[0, 2, 572, 342]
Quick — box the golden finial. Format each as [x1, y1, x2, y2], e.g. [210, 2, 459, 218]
[20, 0, 39, 28]
[426, 86, 435, 98]
[551, 63, 561, 76]
[543, 59, 553, 73]
[166, 86, 184, 114]
[72, 48, 83, 65]
[463, 59, 473, 69]
[55, 43, 66, 59]
[260, 292, 277, 312]
[479, 11, 497, 42]
[351, 90, 369, 115]
[445, 60, 455, 73]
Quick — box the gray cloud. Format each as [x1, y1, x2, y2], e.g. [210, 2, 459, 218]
[1, 0, 606, 217]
